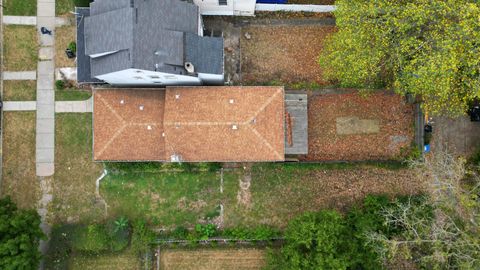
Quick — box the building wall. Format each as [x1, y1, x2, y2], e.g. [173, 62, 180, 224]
[96, 68, 224, 86]
[193, 0, 256, 16]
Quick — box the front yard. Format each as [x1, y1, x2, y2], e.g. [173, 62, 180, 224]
[3, 0, 36, 16]
[241, 25, 336, 86]
[55, 25, 77, 68]
[3, 25, 38, 71]
[1, 112, 39, 209]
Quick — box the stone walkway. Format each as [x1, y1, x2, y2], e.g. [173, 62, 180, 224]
[3, 101, 36, 111]
[3, 71, 37, 80]
[3, 15, 70, 26]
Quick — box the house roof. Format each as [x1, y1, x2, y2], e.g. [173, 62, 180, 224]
[93, 86, 285, 162]
[82, 0, 223, 78]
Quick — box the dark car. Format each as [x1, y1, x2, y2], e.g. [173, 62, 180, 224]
[468, 100, 480, 122]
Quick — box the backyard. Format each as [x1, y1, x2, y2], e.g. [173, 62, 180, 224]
[100, 169, 237, 228]
[1, 112, 39, 209]
[303, 91, 415, 161]
[223, 163, 425, 228]
[51, 113, 104, 224]
[69, 249, 139, 270]
[241, 25, 336, 86]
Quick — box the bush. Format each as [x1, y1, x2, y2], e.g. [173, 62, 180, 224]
[67, 41, 76, 54]
[131, 220, 156, 252]
[55, 80, 65, 90]
[106, 217, 130, 252]
[195, 223, 217, 240]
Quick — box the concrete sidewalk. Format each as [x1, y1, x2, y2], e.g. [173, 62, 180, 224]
[3, 71, 37, 80]
[55, 97, 93, 113]
[3, 15, 71, 26]
[3, 101, 37, 111]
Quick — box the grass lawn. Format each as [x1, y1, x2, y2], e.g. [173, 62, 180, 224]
[53, 113, 104, 224]
[223, 163, 426, 228]
[69, 249, 139, 270]
[56, 88, 92, 101]
[56, 0, 91, 16]
[55, 26, 76, 68]
[3, 0, 36, 16]
[100, 170, 236, 228]
[1, 112, 39, 209]
[3, 26, 38, 71]
[3, 80, 36, 101]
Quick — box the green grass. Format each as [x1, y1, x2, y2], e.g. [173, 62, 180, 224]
[55, 88, 92, 101]
[56, 0, 91, 16]
[101, 170, 230, 228]
[3, 80, 36, 101]
[222, 163, 419, 228]
[1, 112, 39, 209]
[3, 0, 36, 16]
[3, 26, 38, 71]
[53, 113, 104, 224]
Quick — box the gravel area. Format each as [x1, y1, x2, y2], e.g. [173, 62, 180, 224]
[302, 91, 415, 161]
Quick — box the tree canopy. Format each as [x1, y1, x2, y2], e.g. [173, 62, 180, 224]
[0, 197, 44, 270]
[319, 0, 480, 115]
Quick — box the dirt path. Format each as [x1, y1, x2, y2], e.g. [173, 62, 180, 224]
[237, 165, 252, 208]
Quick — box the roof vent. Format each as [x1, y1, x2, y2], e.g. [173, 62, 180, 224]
[147, 125, 152, 130]
[120, 99, 125, 104]
[139, 105, 144, 111]
[232, 124, 238, 130]
[162, 132, 165, 137]
[229, 99, 234, 104]
[184, 62, 194, 73]
[175, 94, 180, 100]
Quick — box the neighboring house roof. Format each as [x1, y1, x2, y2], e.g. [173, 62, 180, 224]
[93, 86, 285, 162]
[80, 0, 223, 81]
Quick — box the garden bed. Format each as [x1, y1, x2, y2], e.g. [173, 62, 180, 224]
[303, 91, 415, 161]
[240, 25, 336, 85]
[159, 248, 266, 270]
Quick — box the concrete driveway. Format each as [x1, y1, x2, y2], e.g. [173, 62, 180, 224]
[432, 116, 480, 157]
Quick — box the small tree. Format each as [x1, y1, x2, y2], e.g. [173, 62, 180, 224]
[319, 0, 480, 116]
[367, 150, 480, 269]
[267, 210, 350, 270]
[0, 197, 45, 270]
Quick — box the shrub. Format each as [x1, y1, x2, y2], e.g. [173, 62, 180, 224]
[67, 41, 77, 54]
[195, 223, 217, 240]
[106, 217, 130, 252]
[131, 220, 156, 252]
[171, 226, 188, 239]
[55, 80, 65, 90]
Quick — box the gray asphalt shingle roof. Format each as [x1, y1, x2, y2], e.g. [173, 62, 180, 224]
[81, 0, 223, 78]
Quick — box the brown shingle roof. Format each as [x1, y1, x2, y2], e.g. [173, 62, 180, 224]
[93, 86, 285, 162]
